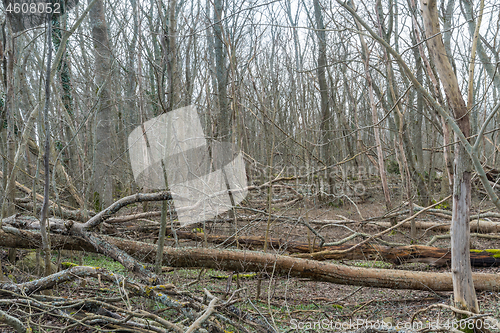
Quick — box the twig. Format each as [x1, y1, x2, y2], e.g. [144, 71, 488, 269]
[185, 295, 218, 333]
[306, 195, 452, 257]
[426, 233, 500, 246]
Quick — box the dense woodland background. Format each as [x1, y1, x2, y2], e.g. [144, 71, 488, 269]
[1, 0, 500, 331]
[0, 0, 498, 209]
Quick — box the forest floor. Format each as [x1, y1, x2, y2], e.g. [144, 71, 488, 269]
[2, 178, 500, 332]
[156, 198, 500, 332]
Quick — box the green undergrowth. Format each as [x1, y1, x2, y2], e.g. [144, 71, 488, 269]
[431, 198, 451, 210]
[63, 253, 128, 273]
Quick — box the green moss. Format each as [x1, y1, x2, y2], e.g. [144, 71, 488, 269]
[93, 192, 100, 211]
[61, 262, 78, 269]
[484, 249, 500, 258]
[329, 199, 343, 208]
[468, 249, 500, 258]
[82, 254, 126, 273]
[17, 252, 57, 275]
[431, 198, 450, 210]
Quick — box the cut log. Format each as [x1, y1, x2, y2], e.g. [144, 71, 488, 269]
[1, 227, 500, 292]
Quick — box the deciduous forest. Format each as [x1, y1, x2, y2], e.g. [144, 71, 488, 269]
[1, 0, 500, 332]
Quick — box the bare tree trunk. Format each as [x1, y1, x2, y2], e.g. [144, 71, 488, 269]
[313, 0, 332, 196]
[90, 0, 114, 210]
[165, 0, 180, 110]
[0, 20, 16, 277]
[420, 0, 478, 313]
[408, 0, 453, 195]
[52, 15, 78, 192]
[40, 13, 54, 278]
[213, 0, 230, 140]
[156, 0, 180, 274]
[352, 5, 392, 216]
[1, 22, 15, 225]
[461, 0, 500, 95]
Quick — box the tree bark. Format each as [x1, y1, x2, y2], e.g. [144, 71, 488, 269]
[165, 0, 180, 110]
[357, 22, 392, 216]
[90, 0, 115, 209]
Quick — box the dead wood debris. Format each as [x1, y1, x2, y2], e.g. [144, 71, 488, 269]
[0, 265, 272, 333]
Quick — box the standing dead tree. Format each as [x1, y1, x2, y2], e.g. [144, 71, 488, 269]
[337, 0, 500, 318]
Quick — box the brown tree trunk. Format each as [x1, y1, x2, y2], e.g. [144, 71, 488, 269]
[0, 20, 16, 278]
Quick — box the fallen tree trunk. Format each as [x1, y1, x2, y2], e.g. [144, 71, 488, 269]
[166, 230, 313, 251]
[413, 203, 500, 220]
[6, 215, 499, 268]
[14, 199, 94, 222]
[153, 231, 500, 267]
[1, 227, 500, 292]
[113, 228, 500, 267]
[168, 232, 500, 267]
[372, 219, 500, 233]
[291, 244, 500, 267]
